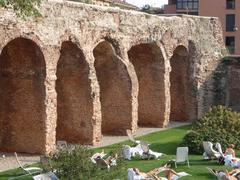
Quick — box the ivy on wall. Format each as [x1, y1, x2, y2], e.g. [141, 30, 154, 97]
[0, 0, 42, 17]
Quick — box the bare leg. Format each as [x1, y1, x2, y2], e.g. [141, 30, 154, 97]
[165, 169, 180, 180]
[224, 170, 238, 180]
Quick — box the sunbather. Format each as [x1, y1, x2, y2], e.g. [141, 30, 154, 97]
[225, 144, 236, 158]
[92, 151, 118, 169]
[217, 144, 240, 167]
[91, 150, 106, 163]
[131, 167, 180, 180]
[210, 168, 240, 180]
[122, 143, 163, 160]
[105, 154, 118, 166]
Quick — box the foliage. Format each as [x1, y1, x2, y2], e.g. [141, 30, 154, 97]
[181, 105, 240, 154]
[212, 64, 227, 105]
[181, 131, 204, 154]
[223, 56, 240, 64]
[141, 4, 164, 14]
[44, 145, 126, 180]
[0, 0, 42, 17]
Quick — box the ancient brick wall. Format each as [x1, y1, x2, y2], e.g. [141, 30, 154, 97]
[0, 0, 225, 154]
[226, 64, 240, 111]
[223, 61, 240, 111]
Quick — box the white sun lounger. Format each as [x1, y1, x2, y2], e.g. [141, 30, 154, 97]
[8, 152, 43, 180]
[173, 147, 190, 168]
[33, 172, 59, 180]
[203, 141, 221, 159]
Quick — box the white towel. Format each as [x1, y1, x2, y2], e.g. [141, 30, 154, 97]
[149, 150, 163, 159]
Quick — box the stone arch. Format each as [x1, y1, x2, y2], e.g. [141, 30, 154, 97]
[93, 40, 132, 135]
[56, 41, 93, 144]
[170, 45, 196, 121]
[128, 43, 165, 127]
[0, 37, 46, 153]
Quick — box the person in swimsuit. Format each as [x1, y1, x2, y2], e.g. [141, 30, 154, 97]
[225, 144, 236, 158]
[213, 168, 240, 180]
[133, 167, 180, 180]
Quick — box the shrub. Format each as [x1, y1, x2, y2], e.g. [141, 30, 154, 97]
[181, 131, 204, 154]
[43, 145, 126, 180]
[181, 105, 240, 154]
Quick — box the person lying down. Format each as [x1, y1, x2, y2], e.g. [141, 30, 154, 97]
[91, 150, 118, 168]
[210, 168, 240, 180]
[128, 166, 190, 180]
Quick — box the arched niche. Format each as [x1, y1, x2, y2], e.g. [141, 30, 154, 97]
[56, 41, 93, 144]
[128, 43, 165, 127]
[0, 38, 46, 153]
[93, 41, 132, 135]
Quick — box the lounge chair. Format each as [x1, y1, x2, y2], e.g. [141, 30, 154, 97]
[215, 142, 224, 156]
[9, 152, 43, 180]
[126, 129, 141, 144]
[140, 142, 163, 160]
[140, 141, 151, 159]
[56, 140, 67, 150]
[122, 145, 132, 160]
[203, 141, 221, 160]
[140, 141, 163, 159]
[91, 151, 107, 163]
[33, 172, 59, 180]
[122, 142, 162, 160]
[95, 157, 110, 170]
[207, 167, 230, 180]
[122, 144, 144, 160]
[141, 141, 159, 160]
[127, 168, 150, 180]
[173, 147, 190, 168]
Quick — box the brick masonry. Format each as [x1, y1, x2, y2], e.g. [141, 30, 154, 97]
[0, 1, 225, 154]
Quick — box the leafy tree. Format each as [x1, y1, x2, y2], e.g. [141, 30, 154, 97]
[0, 0, 42, 17]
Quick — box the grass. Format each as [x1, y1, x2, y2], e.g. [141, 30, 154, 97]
[0, 168, 33, 180]
[0, 125, 238, 179]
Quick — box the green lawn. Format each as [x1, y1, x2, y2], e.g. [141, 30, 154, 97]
[0, 125, 237, 179]
[0, 168, 33, 180]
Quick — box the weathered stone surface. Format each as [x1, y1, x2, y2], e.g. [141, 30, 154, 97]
[56, 41, 93, 144]
[128, 43, 165, 127]
[226, 64, 240, 111]
[217, 60, 240, 112]
[0, 0, 225, 154]
[94, 41, 132, 135]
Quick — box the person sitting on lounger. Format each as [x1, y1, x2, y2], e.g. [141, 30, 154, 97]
[105, 154, 118, 166]
[225, 144, 236, 158]
[91, 150, 106, 163]
[93, 151, 118, 169]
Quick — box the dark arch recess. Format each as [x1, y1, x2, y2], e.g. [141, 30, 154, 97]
[56, 41, 94, 144]
[0, 38, 46, 154]
[170, 45, 197, 121]
[128, 43, 165, 127]
[93, 41, 132, 135]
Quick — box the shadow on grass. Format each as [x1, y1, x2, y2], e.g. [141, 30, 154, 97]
[150, 141, 182, 155]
